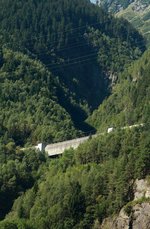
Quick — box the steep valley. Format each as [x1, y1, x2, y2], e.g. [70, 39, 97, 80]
[0, 0, 149, 228]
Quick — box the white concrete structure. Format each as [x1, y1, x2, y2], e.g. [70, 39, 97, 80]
[122, 123, 144, 130]
[35, 143, 45, 151]
[107, 127, 113, 133]
[32, 123, 144, 157]
[45, 136, 90, 156]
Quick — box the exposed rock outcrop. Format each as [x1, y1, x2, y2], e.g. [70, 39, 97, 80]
[132, 203, 150, 229]
[98, 0, 149, 13]
[100, 178, 150, 229]
[134, 179, 150, 200]
[132, 0, 149, 12]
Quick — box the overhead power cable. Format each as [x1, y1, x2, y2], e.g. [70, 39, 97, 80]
[3, 31, 145, 62]
[45, 51, 99, 68]
[0, 54, 99, 75]
[0, 42, 146, 74]
[4, 16, 144, 53]
[51, 56, 98, 72]
[41, 43, 146, 71]
[3, 21, 103, 45]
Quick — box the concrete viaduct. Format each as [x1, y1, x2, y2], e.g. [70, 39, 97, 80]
[34, 123, 143, 157]
[36, 135, 92, 157]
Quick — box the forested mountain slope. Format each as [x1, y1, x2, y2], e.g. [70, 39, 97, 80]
[0, 50, 149, 228]
[0, 1, 149, 228]
[98, 0, 149, 13]
[0, 0, 145, 117]
[1, 107, 149, 228]
[0, 48, 78, 146]
[117, 0, 150, 46]
[98, 0, 150, 46]
[88, 49, 150, 131]
[0, 48, 79, 220]
[97, 0, 132, 12]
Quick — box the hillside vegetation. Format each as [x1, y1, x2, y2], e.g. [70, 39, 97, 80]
[98, 0, 134, 12]
[117, 1, 150, 46]
[99, 0, 150, 46]
[88, 49, 150, 131]
[0, 0, 146, 145]
[0, 121, 149, 228]
[0, 48, 149, 229]
[99, 0, 150, 13]
[0, 0, 145, 118]
[0, 48, 78, 146]
[0, 1, 149, 228]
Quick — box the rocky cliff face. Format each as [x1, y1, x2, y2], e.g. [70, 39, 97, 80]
[134, 179, 150, 200]
[99, 178, 150, 229]
[131, 0, 149, 12]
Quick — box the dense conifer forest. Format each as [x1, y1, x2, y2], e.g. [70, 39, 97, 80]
[0, 0, 146, 139]
[88, 49, 150, 131]
[0, 0, 149, 228]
